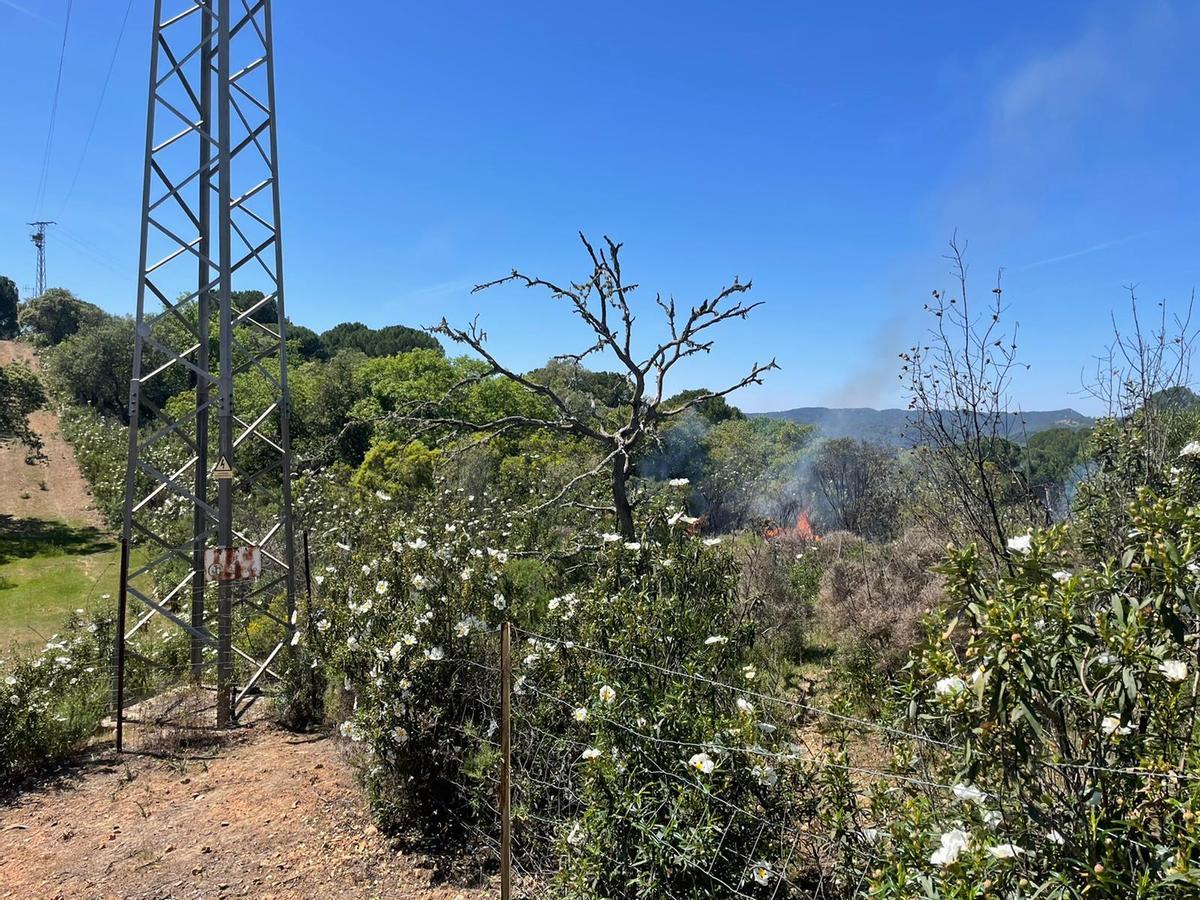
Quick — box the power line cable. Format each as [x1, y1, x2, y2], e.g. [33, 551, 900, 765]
[57, 0, 135, 215]
[33, 0, 74, 216]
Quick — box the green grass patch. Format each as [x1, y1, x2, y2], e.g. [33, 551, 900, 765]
[0, 515, 127, 649]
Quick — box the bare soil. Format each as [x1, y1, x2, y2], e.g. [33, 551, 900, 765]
[0, 720, 495, 899]
[0, 340, 102, 528]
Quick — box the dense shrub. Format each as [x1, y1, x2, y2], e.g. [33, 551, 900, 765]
[0, 612, 112, 789]
[817, 529, 945, 682]
[841, 459, 1200, 897]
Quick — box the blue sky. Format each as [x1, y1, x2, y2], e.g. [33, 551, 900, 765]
[1, 1, 1197, 413]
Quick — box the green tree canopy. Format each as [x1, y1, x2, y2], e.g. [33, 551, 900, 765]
[0, 277, 18, 340]
[0, 361, 46, 452]
[19, 288, 109, 346]
[319, 321, 442, 358]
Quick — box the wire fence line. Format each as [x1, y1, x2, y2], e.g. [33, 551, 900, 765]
[402, 619, 1200, 898]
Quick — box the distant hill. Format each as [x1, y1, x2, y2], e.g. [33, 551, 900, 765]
[753, 406, 1093, 446]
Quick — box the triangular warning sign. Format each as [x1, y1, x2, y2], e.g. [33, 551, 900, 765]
[213, 456, 233, 479]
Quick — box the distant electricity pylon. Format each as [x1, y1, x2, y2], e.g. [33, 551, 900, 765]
[115, 0, 297, 743]
[27, 221, 54, 296]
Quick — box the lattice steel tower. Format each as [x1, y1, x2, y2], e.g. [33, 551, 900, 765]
[115, 0, 297, 743]
[28, 221, 53, 296]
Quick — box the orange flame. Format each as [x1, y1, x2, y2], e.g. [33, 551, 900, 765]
[764, 512, 819, 543]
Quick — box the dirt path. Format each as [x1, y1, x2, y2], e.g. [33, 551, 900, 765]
[0, 340, 102, 528]
[0, 721, 494, 899]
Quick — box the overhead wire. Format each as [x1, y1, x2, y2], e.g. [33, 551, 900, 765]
[32, 0, 74, 216]
[57, 0, 136, 216]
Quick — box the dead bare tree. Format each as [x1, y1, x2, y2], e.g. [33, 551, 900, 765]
[422, 233, 777, 538]
[902, 236, 1039, 568]
[1074, 288, 1198, 556]
[1084, 286, 1197, 469]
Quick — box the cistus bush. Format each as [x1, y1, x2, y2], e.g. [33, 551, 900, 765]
[0, 611, 113, 789]
[840, 458, 1200, 898]
[305, 476, 826, 894]
[540, 513, 821, 898]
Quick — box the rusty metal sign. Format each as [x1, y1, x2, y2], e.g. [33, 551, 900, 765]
[204, 546, 262, 582]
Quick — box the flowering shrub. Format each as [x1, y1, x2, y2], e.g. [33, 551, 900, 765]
[300, 469, 828, 892]
[845, 461, 1200, 897]
[0, 611, 113, 788]
[538, 513, 820, 898]
[303, 476, 554, 836]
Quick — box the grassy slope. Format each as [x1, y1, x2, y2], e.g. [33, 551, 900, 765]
[0, 517, 125, 648]
[0, 340, 125, 650]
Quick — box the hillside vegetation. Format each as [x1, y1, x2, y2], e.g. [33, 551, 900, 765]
[2, 247, 1200, 898]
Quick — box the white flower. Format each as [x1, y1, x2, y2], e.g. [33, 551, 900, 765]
[290, 631, 301, 647]
[407, 538, 428, 550]
[402, 633, 417, 646]
[1047, 829, 1066, 845]
[952, 783, 987, 804]
[982, 809, 1002, 829]
[930, 828, 970, 866]
[601, 533, 621, 543]
[347, 636, 359, 650]
[750, 863, 772, 885]
[375, 580, 389, 596]
[389, 641, 405, 660]
[454, 619, 471, 638]
[703, 537, 722, 546]
[1096, 651, 1117, 666]
[1052, 570, 1072, 582]
[1006, 533, 1033, 554]
[572, 707, 588, 723]
[1180, 441, 1200, 457]
[736, 697, 755, 715]
[425, 646, 445, 661]
[669, 477, 690, 487]
[1159, 660, 1188, 682]
[934, 675, 967, 697]
[752, 763, 778, 787]
[688, 752, 715, 774]
[742, 665, 757, 681]
[362, 564, 372, 576]
[567, 822, 585, 846]
[314, 575, 325, 586]
[581, 747, 602, 761]
[3, 676, 15, 687]
[316, 617, 331, 632]
[623, 541, 642, 551]
[390, 726, 408, 743]
[375, 490, 392, 501]
[667, 511, 700, 527]
[548, 596, 561, 610]
[493, 593, 507, 610]
[704, 635, 728, 646]
[1101, 715, 1133, 736]
[987, 843, 1025, 860]
[599, 685, 616, 704]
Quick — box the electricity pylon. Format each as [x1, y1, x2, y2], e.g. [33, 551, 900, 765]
[28, 221, 53, 296]
[115, 0, 297, 744]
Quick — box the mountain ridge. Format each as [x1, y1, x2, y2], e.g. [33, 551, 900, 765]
[752, 405, 1093, 446]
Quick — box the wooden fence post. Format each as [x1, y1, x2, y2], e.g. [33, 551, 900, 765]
[500, 620, 512, 900]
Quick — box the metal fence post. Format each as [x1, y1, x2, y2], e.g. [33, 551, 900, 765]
[500, 621, 512, 899]
[114, 537, 129, 752]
